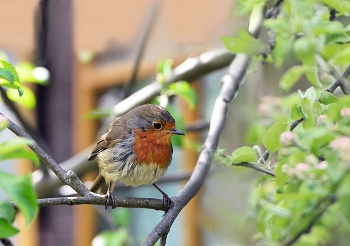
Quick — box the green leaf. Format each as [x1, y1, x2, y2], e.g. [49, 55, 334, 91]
[245, 122, 266, 145]
[0, 60, 20, 82]
[275, 162, 288, 190]
[294, 37, 316, 66]
[320, 0, 347, 14]
[320, 91, 339, 105]
[16, 62, 49, 85]
[263, 122, 289, 153]
[313, 20, 344, 36]
[321, 43, 345, 61]
[0, 115, 9, 131]
[168, 81, 197, 109]
[265, 204, 292, 218]
[92, 229, 129, 246]
[0, 202, 18, 238]
[0, 172, 38, 224]
[0, 148, 39, 167]
[291, 104, 303, 120]
[156, 59, 173, 82]
[293, 37, 322, 86]
[0, 201, 15, 224]
[273, 37, 294, 67]
[330, 46, 350, 64]
[0, 66, 14, 83]
[238, 0, 268, 15]
[0, 219, 19, 238]
[305, 67, 322, 88]
[221, 29, 265, 56]
[0, 138, 38, 166]
[0, 60, 22, 96]
[304, 87, 316, 101]
[6, 86, 36, 109]
[85, 108, 112, 120]
[279, 65, 307, 91]
[110, 208, 131, 227]
[231, 146, 258, 164]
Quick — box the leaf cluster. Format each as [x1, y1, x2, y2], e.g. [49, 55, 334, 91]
[250, 88, 350, 245]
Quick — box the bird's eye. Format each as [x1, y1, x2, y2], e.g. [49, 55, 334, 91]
[152, 122, 162, 130]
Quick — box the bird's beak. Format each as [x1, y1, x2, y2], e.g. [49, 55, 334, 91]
[171, 128, 185, 135]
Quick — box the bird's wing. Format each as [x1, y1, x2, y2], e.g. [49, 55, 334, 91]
[87, 133, 110, 160]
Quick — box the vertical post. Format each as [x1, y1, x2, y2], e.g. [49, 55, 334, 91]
[36, 0, 74, 245]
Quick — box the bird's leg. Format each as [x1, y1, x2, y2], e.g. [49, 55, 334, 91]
[152, 183, 173, 213]
[104, 182, 115, 210]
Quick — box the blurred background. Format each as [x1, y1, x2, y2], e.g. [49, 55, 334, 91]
[0, 0, 283, 245]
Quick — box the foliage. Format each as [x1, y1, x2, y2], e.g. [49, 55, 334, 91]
[0, 53, 49, 109]
[156, 58, 197, 109]
[219, 87, 350, 244]
[219, 0, 350, 244]
[0, 62, 39, 238]
[0, 60, 23, 97]
[92, 208, 132, 246]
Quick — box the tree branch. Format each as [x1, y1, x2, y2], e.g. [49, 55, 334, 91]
[142, 3, 266, 245]
[33, 48, 235, 198]
[290, 63, 350, 131]
[1, 112, 90, 197]
[236, 162, 275, 176]
[35, 196, 165, 210]
[0, 239, 14, 246]
[285, 195, 337, 246]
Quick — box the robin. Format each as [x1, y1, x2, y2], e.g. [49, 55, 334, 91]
[88, 104, 184, 211]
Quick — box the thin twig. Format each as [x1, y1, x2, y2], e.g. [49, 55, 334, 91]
[285, 195, 337, 246]
[123, 1, 159, 98]
[0, 239, 14, 246]
[236, 162, 275, 176]
[0, 87, 50, 152]
[290, 64, 350, 131]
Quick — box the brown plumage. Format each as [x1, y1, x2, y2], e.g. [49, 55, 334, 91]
[88, 104, 184, 210]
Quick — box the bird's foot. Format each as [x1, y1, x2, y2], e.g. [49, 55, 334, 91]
[152, 183, 173, 214]
[162, 193, 173, 214]
[104, 190, 115, 211]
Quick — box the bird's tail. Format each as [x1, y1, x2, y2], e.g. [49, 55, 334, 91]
[89, 174, 111, 194]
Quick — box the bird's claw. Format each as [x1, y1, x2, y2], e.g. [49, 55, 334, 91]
[104, 191, 115, 211]
[162, 193, 173, 214]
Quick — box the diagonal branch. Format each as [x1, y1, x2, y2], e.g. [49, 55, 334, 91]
[142, 3, 266, 245]
[285, 195, 337, 246]
[33, 48, 235, 198]
[1, 112, 90, 197]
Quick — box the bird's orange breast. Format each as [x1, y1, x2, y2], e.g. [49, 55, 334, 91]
[132, 130, 173, 168]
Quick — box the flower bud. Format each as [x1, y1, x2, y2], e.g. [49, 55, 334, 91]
[341, 108, 350, 118]
[317, 161, 328, 170]
[330, 137, 350, 151]
[280, 131, 297, 146]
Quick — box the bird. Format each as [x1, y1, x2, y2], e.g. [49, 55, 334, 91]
[88, 104, 184, 211]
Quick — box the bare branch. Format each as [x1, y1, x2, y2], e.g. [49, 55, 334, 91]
[35, 196, 166, 210]
[33, 49, 235, 197]
[1, 112, 90, 197]
[0, 239, 14, 246]
[142, 3, 266, 245]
